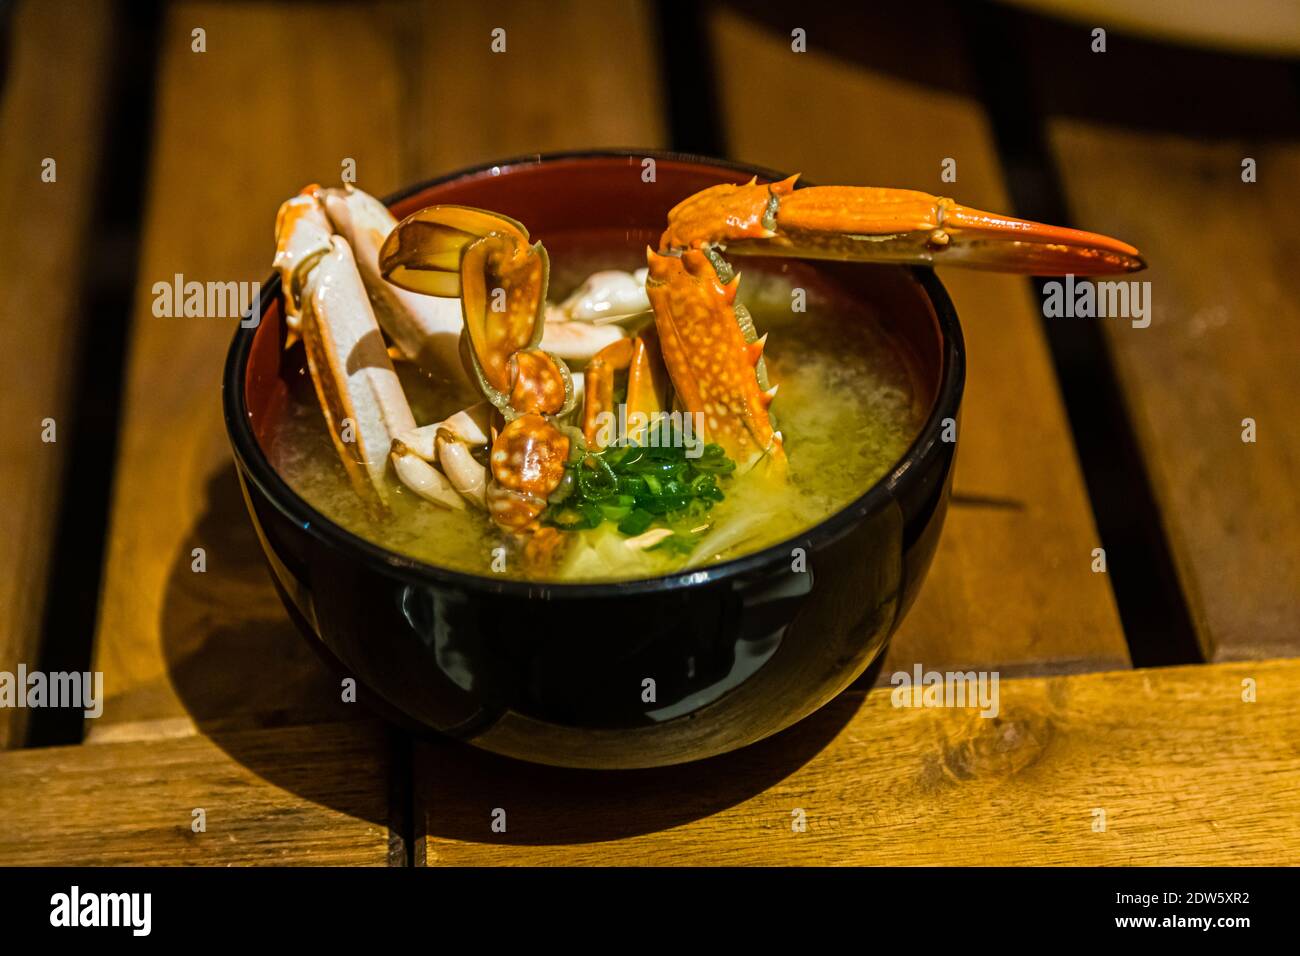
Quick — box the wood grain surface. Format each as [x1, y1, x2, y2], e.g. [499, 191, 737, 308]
[1048, 126, 1300, 661]
[0, 721, 394, 865]
[88, 1, 402, 740]
[88, 0, 666, 740]
[0, 0, 115, 748]
[418, 657, 1298, 865]
[708, 6, 1129, 678]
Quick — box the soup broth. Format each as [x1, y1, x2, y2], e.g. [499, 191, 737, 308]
[268, 256, 926, 582]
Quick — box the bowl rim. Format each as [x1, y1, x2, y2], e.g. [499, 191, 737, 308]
[222, 148, 965, 598]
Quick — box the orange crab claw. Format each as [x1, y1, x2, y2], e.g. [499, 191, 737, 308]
[645, 248, 783, 467]
[509, 348, 569, 416]
[661, 176, 1144, 276]
[581, 332, 671, 448]
[582, 337, 632, 447]
[658, 176, 795, 252]
[487, 413, 570, 530]
[379, 205, 549, 393]
[626, 329, 672, 423]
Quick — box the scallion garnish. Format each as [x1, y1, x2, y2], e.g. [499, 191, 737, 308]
[540, 433, 735, 539]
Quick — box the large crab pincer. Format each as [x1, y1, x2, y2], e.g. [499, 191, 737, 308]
[378, 206, 578, 532]
[645, 175, 1145, 468]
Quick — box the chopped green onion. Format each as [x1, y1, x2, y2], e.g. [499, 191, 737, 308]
[617, 508, 655, 536]
[616, 475, 646, 497]
[648, 532, 701, 556]
[541, 431, 738, 541]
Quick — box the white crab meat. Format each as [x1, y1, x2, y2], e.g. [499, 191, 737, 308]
[539, 315, 627, 364]
[537, 267, 650, 364]
[558, 267, 650, 321]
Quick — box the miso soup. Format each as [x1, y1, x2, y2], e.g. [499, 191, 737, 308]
[268, 258, 925, 582]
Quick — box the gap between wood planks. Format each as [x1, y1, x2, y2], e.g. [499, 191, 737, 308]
[653, 0, 727, 156]
[26, 0, 163, 747]
[417, 657, 1300, 865]
[955, 3, 1202, 668]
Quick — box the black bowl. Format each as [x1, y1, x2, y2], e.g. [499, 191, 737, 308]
[223, 150, 964, 769]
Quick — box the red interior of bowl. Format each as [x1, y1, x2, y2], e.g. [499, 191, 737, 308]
[245, 155, 943, 459]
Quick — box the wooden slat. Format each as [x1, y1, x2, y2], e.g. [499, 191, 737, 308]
[0, 0, 115, 748]
[1044, 128, 1300, 657]
[391, 0, 666, 174]
[90, 0, 666, 739]
[708, 7, 1129, 677]
[0, 721, 394, 865]
[1010, 12, 1300, 660]
[418, 657, 1300, 865]
[88, 0, 404, 739]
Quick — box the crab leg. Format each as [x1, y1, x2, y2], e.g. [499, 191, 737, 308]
[581, 331, 671, 448]
[273, 189, 333, 346]
[393, 402, 492, 509]
[646, 175, 1144, 464]
[318, 185, 465, 381]
[395, 402, 491, 460]
[660, 175, 1145, 276]
[296, 236, 417, 507]
[390, 443, 465, 510]
[487, 414, 571, 529]
[379, 207, 577, 532]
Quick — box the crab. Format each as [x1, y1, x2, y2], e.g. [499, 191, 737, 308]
[273, 176, 1142, 566]
[273, 186, 644, 518]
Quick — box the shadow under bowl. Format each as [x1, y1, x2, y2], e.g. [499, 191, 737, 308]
[222, 150, 964, 769]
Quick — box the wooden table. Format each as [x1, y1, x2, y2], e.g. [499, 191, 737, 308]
[1, 0, 1296, 866]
